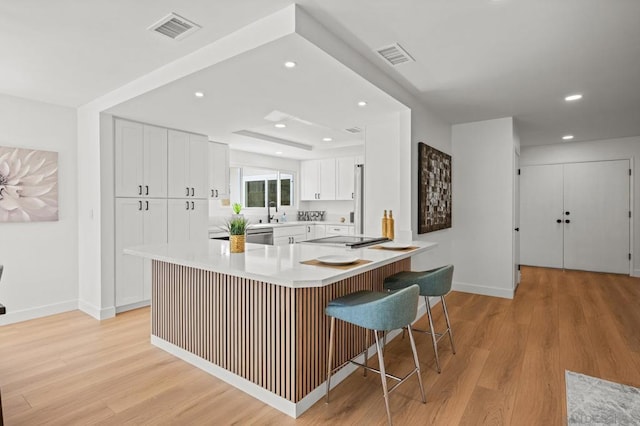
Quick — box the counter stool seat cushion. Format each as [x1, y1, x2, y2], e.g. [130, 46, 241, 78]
[384, 265, 453, 297]
[325, 287, 419, 332]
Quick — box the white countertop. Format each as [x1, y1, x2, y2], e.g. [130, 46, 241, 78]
[125, 239, 437, 288]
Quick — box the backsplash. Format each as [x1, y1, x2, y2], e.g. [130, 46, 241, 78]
[297, 211, 326, 221]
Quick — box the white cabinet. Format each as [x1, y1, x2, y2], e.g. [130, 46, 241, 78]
[115, 198, 167, 308]
[209, 142, 229, 199]
[273, 225, 307, 246]
[168, 130, 209, 199]
[305, 223, 327, 240]
[326, 224, 354, 236]
[115, 119, 167, 198]
[336, 157, 355, 201]
[168, 199, 209, 243]
[300, 159, 336, 200]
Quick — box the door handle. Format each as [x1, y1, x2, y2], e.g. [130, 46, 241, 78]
[186, 201, 189, 210]
[138, 185, 142, 195]
[145, 185, 149, 196]
[565, 219, 570, 224]
[138, 200, 142, 211]
[145, 201, 149, 211]
[556, 219, 562, 223]
[186, 187, 190, 196]
[191, 187, 195, 197]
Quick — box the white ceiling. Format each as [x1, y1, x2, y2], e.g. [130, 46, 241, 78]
[2, 0, 639, 148]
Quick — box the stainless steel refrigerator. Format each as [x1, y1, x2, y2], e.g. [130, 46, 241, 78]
[353, 163, 364, 235]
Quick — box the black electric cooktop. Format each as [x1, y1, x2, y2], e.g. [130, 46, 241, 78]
[304, 235, 389, 248]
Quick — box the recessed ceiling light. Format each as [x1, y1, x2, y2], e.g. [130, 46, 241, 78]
[565, 94, 583, 102]
[562, 135, 574, 140]
[284, 61, 296, 68]
[357, 101, 367, 107]
[194, 91, 204, 98]
[322, 137, 333, 142]
[274, 123, 286, 128]
[275, 151, 283, 155]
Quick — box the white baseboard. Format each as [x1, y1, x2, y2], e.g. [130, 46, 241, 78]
[78, 300, 116, 320]
[633, 269, 640, 278]
[115, 300, 150, 314]
[0, 299, 78, 326]
[453, 281, 514, 299]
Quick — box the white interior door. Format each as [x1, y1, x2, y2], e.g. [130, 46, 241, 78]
[520, 164, 564, 268]
[563, 160, 630, 273]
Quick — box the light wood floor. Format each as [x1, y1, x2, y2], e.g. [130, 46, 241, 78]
[1, 267, 639, 425]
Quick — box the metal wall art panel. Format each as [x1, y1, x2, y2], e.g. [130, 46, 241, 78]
[0, 146, 59, 222]
[418, 142, 451, 233]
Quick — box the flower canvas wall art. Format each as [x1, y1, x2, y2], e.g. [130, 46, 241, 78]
[0, 146, 59, 222]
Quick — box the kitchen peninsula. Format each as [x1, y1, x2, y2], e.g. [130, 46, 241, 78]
[125, 239, 436, 417]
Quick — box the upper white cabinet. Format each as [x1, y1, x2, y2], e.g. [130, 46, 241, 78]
[115, 119, 167, 198]
[209, 142, 229, 199]
[168, 130, 209, 199]
[300, 158, 336, 201]
[336, 157, 355, 200]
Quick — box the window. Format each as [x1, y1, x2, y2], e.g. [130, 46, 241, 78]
[230, 167, 295, 209]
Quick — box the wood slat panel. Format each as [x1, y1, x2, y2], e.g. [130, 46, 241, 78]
[152, 259, 410, 403]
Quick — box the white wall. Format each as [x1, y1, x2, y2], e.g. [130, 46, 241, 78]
[521, 135, 640, 276]
[0, 94, 78, 324]
[452, 117, 516, 298]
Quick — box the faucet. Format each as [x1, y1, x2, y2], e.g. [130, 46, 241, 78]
[268, 201, 277, 223]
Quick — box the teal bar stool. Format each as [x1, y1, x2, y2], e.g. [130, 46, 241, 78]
[325, 284, 425, 426]
[384, 265, 456, 374]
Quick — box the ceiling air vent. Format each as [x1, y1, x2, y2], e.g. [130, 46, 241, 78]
[345, 127, 363, 134]
[376, 43, 415, 66]
[148, 13, 201, 41]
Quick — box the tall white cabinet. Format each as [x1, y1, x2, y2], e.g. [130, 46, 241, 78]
[114, 118, 213, 312]
[115, 198, 167, 308]
[209, 142, 229, 199]
[114, 120, 167, 198]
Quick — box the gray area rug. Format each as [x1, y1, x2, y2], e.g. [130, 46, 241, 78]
[566, 371, 640, 425]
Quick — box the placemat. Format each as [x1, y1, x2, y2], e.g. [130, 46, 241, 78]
[300, 259, 372, 270]
[368, 245, 419, 252]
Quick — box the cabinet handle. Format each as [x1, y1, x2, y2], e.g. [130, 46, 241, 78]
[145, 201, 149, 211]
[565, 219, 571, 224]
[565, 211, 570, 216]
[191, 201, 195, 210]
[145, 185, 149, 196]
[186, 187, 190, 196]
[191, 187, 194, 197]
[556, 219, 562, 223]
[186, 201, 189, 210]
[215, 189, 218, 197]
[352, 192, 354, 199]
[211, 189, 215, 197]
[138, 185, 142, 195]
[138, 200, 142, 211]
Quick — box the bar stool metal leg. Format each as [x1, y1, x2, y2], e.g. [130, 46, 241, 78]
[326, 316, 336, 403]
[374, 331, 393, 426]
[364, 329, 369, 377]
[441, 296, 456, 354]
[406, 324, 426, 403]
[425, 296, 442, 373]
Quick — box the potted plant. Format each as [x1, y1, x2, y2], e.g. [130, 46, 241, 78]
[225, 216, 249, 253]
[232, 203, 243, 217]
